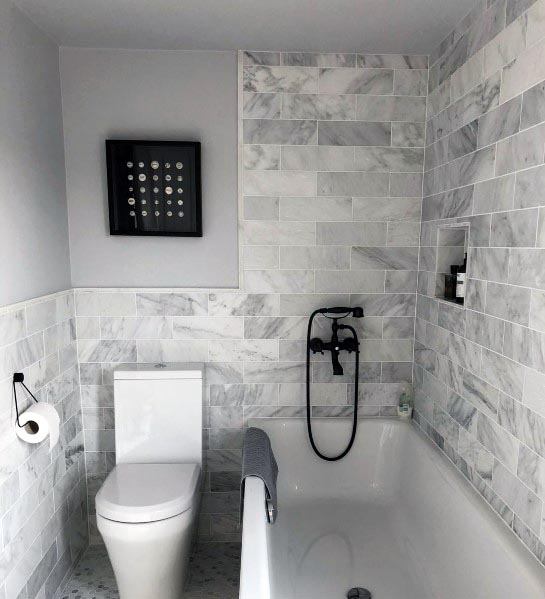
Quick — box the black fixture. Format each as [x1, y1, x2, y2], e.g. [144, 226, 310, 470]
[347, 588, 372, 599]
[306, 306, 364, 461]
[106, 140, 202, 236]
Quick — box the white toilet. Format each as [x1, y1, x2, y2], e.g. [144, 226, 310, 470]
[95, 363, 203, 599]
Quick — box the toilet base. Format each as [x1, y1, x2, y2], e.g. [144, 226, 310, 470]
[97, 509, 195, 599]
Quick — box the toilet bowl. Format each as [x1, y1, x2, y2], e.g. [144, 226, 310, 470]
[96, 462, 201, 599]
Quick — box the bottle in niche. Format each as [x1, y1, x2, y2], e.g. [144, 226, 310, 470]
[456, 253, 467, 304]
[444, 265, 457, 301]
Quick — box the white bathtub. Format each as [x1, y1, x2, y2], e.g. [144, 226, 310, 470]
[240, 418, 545, 599]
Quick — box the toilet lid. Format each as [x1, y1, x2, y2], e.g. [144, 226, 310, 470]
[96, 463, 201, 523]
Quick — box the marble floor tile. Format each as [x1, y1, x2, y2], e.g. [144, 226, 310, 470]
[59, 543, 241, 599]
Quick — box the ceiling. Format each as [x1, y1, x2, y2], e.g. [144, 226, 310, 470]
[14, 0, 478, 54]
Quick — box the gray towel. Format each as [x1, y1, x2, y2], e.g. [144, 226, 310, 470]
[240, 427, 279, 524]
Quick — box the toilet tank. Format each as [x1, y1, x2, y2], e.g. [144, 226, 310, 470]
[113, 363, 203, 466]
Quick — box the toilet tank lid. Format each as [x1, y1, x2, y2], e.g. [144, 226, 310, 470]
[114, 363, 204, 380]
[96, 463, 201, 523]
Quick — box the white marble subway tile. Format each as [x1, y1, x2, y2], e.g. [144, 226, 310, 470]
[504, 321, 545, 372]
[476, 411, 519, 472]
[496, 125, 545, 175]
[393, 69, 428, 96]
[244, 316, 307, 340]
[243, 51, 280, 66]
[492, 460, 542, 533]
[427, 79, 451, 118]
[282, 52, 356, 68]
[25, 300, 57, 335]
[75, 291, 136, 317]
[491, 208, 538, 246]
[523, 367, 545, 417]
[317, 172, 389, 196]
[243, 196, 279, 220]
[317, 121, 391, 146]
[172, 317, 243, 340]
[243, 246, 279, 269]
[465, 310, 504, 353]
[243, 66, 317, 93]
[484, 14, 527, 79]
[391, 122, 426, 147]
[243, 270, 314, 293]
[77, 340, 136, 363]
[515, 164, 545, 208]
[242, 221, 315, 245]
[517, 443, 545, 500]
[282, 94, 355, 120]
[243, 92, 281, 119]
[243, 119, 316, 145]
[0, 309, 26, 347]
[486, 282, 531, 325]
[360, 339, 414, 362]
[244, 170, 316, 196]
[353, 197, 422, 221]
[530, 289, 545, 332]
[278, 293, 349, 316]
[244, 361, 305, 383]
[478, 95, 522, 147]
[450, 50, 484, 102]
[525, 0, 545, 47]
[387, 222, 421, 246]
[509, 248, 545, 288]
[385, 270, 418, 292]
[281, 145, 355, 171]
[351, 293, 416, 317]
[135, 292, 208, 316]
[315, 270, 385, 293]
[243, 145, 280, 170]
[521, 79, 545, 130]
[351, 246, 419, 270]
[279, 196, 352, 221]
[205, 362, 244, 385]
[481, 347, 524, 399]
[390, 173, 423, 197]
[318, 68, 393, 94]
[209, 339, 278, 362]
[356, 95, 427, 121]
[501, 36, 545, 102]
[354, 147, 424, 172]
[470, 247, 510, 282]
[0, 333, 44, 380]
[474, 174, 515, 213]
[208, 293, 279, 317]
[459, 426, 495, 479]
[358, 54, 428, 69]
[100, 317, 172, 339]
[467, 0, 506, 57]
[316, 222, 387, 245]
[76, 317, 100, 340]
[136, 340, 208, 363]
[279, 246, 350, 270]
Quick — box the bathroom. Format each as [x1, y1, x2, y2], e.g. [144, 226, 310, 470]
[2, 0, 545, 596]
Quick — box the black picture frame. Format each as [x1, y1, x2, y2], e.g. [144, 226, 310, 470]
[106, 140, 202, 237]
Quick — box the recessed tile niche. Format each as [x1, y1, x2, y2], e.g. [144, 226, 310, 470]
[435, 223, 469, 304]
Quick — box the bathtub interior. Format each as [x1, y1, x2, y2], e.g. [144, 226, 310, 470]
[245, 418, 545, 599]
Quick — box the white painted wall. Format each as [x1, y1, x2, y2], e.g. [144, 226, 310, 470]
[60, 48, 239, 289]
[0, 0, 71, 305]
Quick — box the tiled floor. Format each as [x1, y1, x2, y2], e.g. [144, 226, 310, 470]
[59, 543, 241, 599]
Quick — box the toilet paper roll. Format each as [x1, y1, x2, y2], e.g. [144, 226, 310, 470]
[15, 402, 60, 450]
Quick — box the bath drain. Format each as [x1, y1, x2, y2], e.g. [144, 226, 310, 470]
[347, 588, 372, 599]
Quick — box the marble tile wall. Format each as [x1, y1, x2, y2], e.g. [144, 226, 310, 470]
[416, 0, 545, 568]
[0, 290, 87, 598]
[79, 48, 427, 544]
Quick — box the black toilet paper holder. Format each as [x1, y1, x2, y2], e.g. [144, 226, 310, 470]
[13, 372, 39, 428]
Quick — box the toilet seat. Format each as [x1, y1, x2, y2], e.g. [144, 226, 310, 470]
[96, 463, 200, 523]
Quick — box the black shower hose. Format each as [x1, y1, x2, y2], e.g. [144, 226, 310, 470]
[306, 310, 360, 461]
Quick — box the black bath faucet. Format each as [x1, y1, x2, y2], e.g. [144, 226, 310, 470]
[308, 307, 362, 376]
